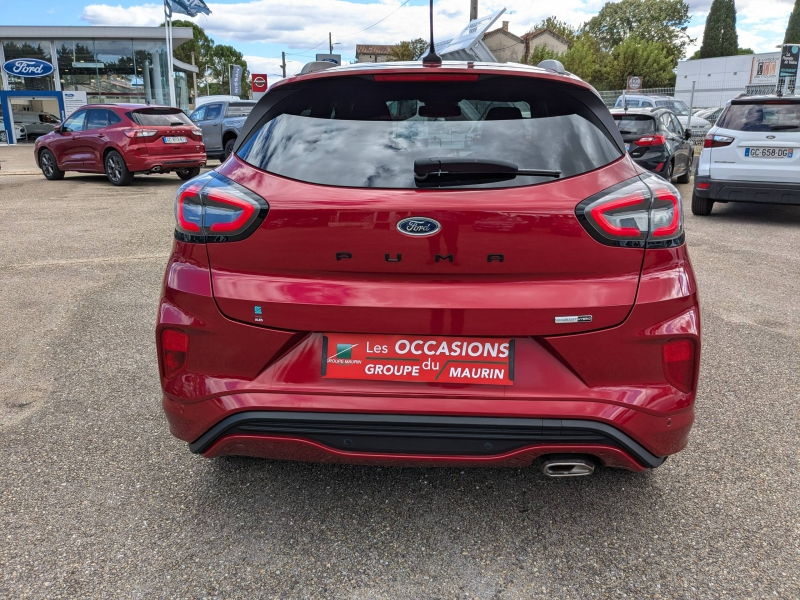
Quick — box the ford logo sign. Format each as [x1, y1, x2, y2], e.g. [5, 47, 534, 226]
[2, 58, 54, 78]
[396, 217, 441, 237]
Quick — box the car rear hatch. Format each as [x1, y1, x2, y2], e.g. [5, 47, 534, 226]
[194, 72, 650, 336]
[708, 98, 800, 183]
[613, 113, 662, 157]
[127, 107, 202, 157]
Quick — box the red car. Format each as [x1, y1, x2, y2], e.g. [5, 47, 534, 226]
[34, 104, 206, 186]
[157, 62, 701, 476]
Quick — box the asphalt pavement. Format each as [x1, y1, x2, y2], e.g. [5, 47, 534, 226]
[0, 144, 798, 598]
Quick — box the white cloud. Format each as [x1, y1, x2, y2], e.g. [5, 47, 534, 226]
[243, 54, 305, 84]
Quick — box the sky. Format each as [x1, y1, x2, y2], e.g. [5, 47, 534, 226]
[1, 0, 795, 85]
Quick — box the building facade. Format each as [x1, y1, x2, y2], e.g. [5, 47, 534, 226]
[482, 23, 570, 64]
[355, 45, 396, 63]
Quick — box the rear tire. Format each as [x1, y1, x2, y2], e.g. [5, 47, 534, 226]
[676, 153, 692, 184]
[105, 150, 133, 186]
[224, 138, 236, 160]
[177, 167, 201, 180]
[691, 190, 714, 216]
[39, 149, 65, 180]
[661, 160, 674, 182]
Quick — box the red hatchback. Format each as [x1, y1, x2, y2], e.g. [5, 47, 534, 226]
[157, 62, 701, 476]
[34, 104, 206, 186]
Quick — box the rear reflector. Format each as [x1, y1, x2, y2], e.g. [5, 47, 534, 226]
[697, 182, 711, 190]
[373, 74, 480, 82]
[662, 339, 696, 393]
[161, 328, 188, 379]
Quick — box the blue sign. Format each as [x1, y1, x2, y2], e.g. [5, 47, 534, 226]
[2, 58, 54, 78]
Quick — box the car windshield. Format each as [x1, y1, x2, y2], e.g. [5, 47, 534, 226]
[716, 101, 800, 131]
[613, 114, 656, 135]
[128, 108, 193, 126]
[39, 113, 60, 124]
[236, 76, 621, 189]
[226, 102, 255, 117]
[655, 100, 690, 116]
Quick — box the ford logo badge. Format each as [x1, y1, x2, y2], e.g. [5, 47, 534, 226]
[396, 217, 441, 237]
[2, 58, 54, 78]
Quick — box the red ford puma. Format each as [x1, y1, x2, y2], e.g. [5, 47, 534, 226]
[157, 61, 700, 476]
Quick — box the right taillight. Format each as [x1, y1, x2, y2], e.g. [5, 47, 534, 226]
[662, 339, 696, 393]
[174, 172, 269, 242]
[704, 134, 734, 148]
[576, 175, 684, 248]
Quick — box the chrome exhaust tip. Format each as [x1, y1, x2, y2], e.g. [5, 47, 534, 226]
[541, 457, 596, 478]
[151, 166, 162, 172]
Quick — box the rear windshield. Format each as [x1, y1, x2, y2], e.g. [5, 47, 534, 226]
[226, 102, 255, 117]
[128, 108, 193, 126]
[716, 101, 800, 132]
[613, 114, 656, 135]
[236, 76, 622, 189]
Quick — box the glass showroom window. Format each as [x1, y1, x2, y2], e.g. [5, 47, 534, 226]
[94, 38, 137, 103]
[133, 41, 170, 106]
[56, 40, 100, 100]
[2, 40, 55, 91]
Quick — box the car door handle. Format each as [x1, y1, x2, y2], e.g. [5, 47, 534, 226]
[96, 133, 106, 138]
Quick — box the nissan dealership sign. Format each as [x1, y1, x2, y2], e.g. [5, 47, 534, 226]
[2, 58, 54, 78]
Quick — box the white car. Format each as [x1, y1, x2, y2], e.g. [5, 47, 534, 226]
[614, 95, 711, 134]
[0, 121, 26, 143]
[692, 95, 800, 215]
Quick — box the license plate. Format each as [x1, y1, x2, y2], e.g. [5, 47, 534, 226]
[744, 147, 793, 158]
[164, 136, 187, 144]
[322, 334, 514, 385]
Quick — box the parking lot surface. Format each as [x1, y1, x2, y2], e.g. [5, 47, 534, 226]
[1, 145, 798, 598]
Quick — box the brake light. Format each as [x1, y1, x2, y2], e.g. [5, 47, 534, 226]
[662, 339, 696, 393]
[374, 74, 480, 82]
[704, 134, 734, 148]
[576, 174, 684, 247]
[161, 328, 188, 378]
[636, 134, 666, 146]
[173, 172, 269, 242]
[191, 127, 203, 137]
[123, 128, 158, 138]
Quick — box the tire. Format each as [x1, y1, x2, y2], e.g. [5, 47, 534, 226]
[676, 153, 692, 184]
[661, 160, 674, 182]
[176, 167, 201, 180]
[105, 150, 133, 186]
[691, 190, 714, 216]
[39, 149, 65, 181]
[223, 138, 236, 160]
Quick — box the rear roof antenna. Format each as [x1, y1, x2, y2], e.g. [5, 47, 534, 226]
[421, 0, 442, 66]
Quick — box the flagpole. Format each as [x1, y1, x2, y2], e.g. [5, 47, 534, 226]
[164, 0, 177, 107]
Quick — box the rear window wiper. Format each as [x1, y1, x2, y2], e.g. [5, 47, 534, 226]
[769, 125, 800, 131]
[414, 158, 561, 186]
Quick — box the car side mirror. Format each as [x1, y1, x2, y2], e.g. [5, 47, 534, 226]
[684, 129, 692, 140]
[54, 125, 61, 133]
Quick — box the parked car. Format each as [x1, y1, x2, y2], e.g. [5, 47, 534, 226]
[157, 61, 701, 476]
[614, 95, 712, 134]
[0, 120, 26, 143]
[692, 95, 800, 215]
[194, 95, 242, 107]
[13, 111, 61, 137]
[189, 100, 256, 161]
[610, 107, 694, 182]
[693, 106, 725, 127]
[34, 104, 206, 186]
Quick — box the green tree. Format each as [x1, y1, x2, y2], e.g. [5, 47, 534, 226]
[562, 33, 605, 83]
[584, 0, 693, 61]
[699, 0, 739, 58]
[738, 47, 754, 54]
[387, 38, 429, 61]
[600, 37, 676, 88]
[209, 44, 251, 97]
[164, 19, 215, 76]
[532, 17, 577, 43]
[526, 44, 563, 67]
[785, 0, 800, 43]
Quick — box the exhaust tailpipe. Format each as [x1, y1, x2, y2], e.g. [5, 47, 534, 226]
[151, 165, 162, 173]
[541, 457, 596, 478]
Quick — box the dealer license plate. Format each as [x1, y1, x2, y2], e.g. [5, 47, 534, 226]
[744, 147, 793, 158]
[322, 334, 514, 385]
[164, 136, 187, 144]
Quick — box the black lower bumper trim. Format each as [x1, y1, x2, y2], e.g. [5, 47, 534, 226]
[695, 176, 800, 205]
[189, 412, 666, 469]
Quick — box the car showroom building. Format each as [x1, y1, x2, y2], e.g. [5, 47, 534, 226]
[0, 26, 198, 143]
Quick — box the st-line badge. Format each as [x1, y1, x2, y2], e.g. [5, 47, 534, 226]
[555, 315, 593, 324]
[322, 333, 514, 385]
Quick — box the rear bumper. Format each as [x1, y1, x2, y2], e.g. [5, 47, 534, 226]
[187, 411, 667, 469]
[127, 153, 207, 173]
[695, 176, 800, 205]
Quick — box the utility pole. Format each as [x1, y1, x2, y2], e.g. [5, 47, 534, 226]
[281, 52, 287, 78]
[470, 0, 478, 21]
[329, 32, 333, 54]
[191, 51, 197, 107]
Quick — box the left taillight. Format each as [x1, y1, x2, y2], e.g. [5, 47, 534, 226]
[636, 134, 666, 146]
[576, 174, 684, 248]
[174, 172, 269, 242]
[161, 328, 188, 379]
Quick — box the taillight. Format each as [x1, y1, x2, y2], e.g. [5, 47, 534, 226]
[704, 134, 734, 148]
[123, 128, 158, 138]
[636, 134, 666, 146]
[173, 172, 268, 242]
[576, 174, 684, 248]
[662, 339, 696, 393]
[161, 328, 188, 379]
[191, 127, 203, 137]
